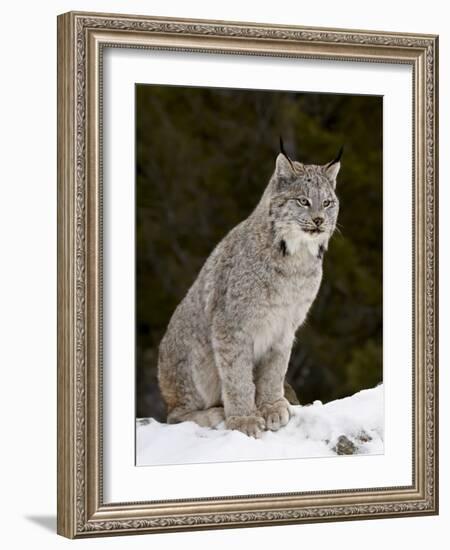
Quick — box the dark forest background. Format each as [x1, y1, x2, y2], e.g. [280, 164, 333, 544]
[136, 84, 382, 420]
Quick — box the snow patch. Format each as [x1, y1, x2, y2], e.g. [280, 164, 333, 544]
[136, 385, 384, 466]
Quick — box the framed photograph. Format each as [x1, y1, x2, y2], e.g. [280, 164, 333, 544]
[57, 11, 439, 538]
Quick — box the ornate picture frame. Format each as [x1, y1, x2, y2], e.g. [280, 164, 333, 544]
[57, 11, 438, 538]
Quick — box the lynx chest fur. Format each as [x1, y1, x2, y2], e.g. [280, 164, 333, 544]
[158, 141, 341, 438]
[251, 245, 323, 362]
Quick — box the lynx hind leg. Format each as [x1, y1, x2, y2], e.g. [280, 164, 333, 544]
[167, 406, 225, 428]
[284, 381, 300, 405]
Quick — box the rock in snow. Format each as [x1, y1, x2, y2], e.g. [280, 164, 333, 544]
[136, 385, 384, 466]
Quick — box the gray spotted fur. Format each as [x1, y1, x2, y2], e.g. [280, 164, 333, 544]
[158, 150, 341, 437]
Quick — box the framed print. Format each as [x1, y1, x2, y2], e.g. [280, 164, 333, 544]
[57, 11, 439, 538]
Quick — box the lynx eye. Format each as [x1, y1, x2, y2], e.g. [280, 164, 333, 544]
[296, 197, 310, 207]
[323, 199, 332, 208]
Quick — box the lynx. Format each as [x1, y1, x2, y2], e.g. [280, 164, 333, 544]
[158, 141, 342, 438]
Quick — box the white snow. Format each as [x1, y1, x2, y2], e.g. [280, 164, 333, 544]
[136, 385, 384, 466]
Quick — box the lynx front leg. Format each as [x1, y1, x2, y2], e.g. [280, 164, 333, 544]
[213, 332, 265, 438]
[255, 344, 292, 431]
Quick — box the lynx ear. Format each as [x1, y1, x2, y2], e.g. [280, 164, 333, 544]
[324, 146, 343, 184]
[276, 136, 295, 179]
[275, 153, 295, 178]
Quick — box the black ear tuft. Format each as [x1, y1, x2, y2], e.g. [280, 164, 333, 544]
[326, 145, 344, 168]
[279, 136, 294, 169]
[279, 136, 289, 158]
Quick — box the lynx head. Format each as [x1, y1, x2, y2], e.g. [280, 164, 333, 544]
[268, 139, 342, 257]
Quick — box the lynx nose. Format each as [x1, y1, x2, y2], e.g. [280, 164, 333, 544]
[313, 216, 324, 227]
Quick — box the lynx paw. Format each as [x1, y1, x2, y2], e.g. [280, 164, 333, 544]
[259, 398, 291, 431]
[226, 414, 266, 438]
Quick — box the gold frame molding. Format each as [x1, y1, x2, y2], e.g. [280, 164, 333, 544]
[57, 11, 439, 538]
